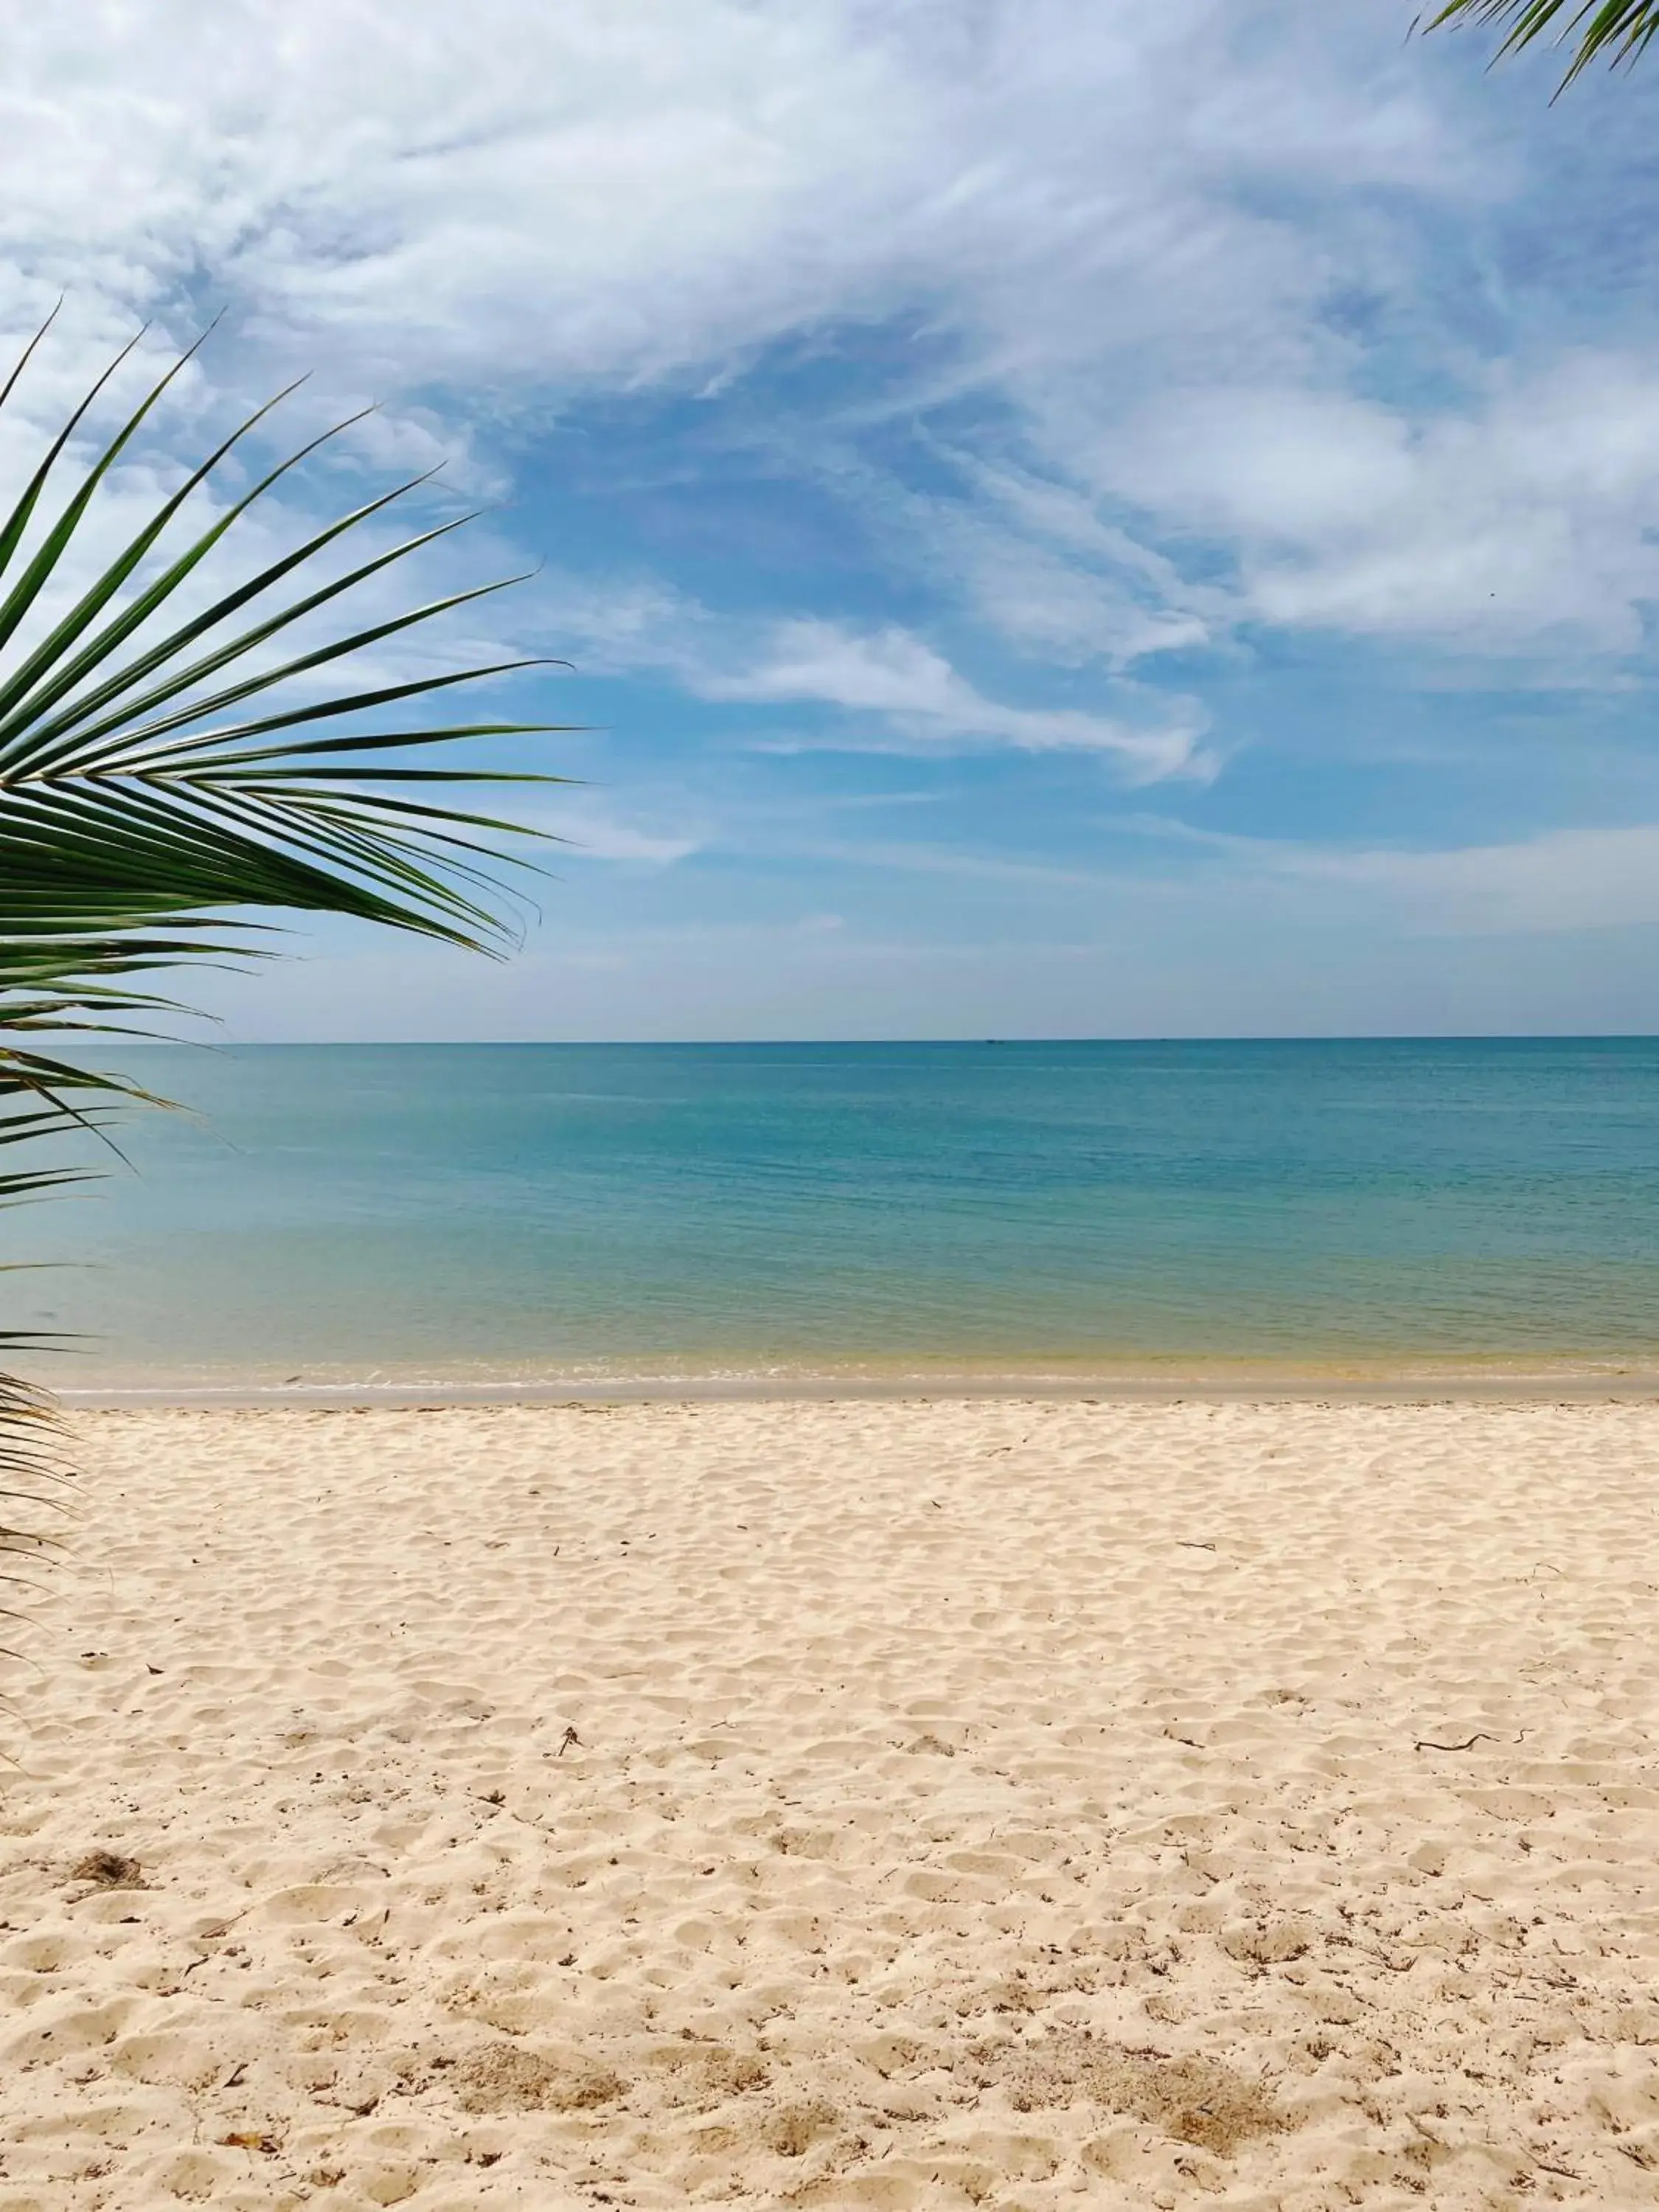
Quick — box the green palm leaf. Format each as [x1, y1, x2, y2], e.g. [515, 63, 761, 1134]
[1422, 0, 1659, 88]
[0, 318, 568, 1655]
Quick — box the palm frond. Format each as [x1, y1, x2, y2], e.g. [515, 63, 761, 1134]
[1422, 0, 1659, 88]
[0, 317, 569, 1658]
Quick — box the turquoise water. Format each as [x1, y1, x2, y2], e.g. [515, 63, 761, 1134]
[7, 1039, 1659, 1387]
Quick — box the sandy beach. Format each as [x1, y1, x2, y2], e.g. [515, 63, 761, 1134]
[1, 1398, 1656, 2209]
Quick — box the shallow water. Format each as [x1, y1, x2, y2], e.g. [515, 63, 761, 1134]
[8, 1038, 1659, 1386]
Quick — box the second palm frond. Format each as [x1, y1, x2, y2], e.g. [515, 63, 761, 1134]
[1424, 1, 1659, 87]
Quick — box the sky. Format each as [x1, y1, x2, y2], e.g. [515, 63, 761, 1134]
[12, 0, 1659, 1039]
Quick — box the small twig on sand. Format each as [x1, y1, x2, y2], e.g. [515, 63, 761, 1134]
[557, 1725, 581, 1757]
[1413, 1733, 1496, 1753]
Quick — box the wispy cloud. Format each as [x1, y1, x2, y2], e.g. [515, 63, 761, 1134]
[1324, 824, 1659, 936]
[543, 802, 701, 866]
[1096, 360, 1659, 657]
[6, 0, 1658, 1035]
[528, 584, 1212, 776]
[0, 0, 1567, 664]
[1130, 815, 1659, 938]
[700, 619, 1211, 773]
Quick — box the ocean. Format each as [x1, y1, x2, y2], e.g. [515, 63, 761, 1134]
[7, 1038, 1659, 1391]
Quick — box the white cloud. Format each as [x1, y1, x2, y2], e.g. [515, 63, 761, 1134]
[8, 0, 1659, 1048]
[0, 3, 1647, 856]
[697, 619, 1212, 775]
[0, 1, 948, 386]
[1326, 824, 1659, 936]
[1101, 360, 1659, 653]
[529, 575, 711, 677]
[521, 582, 1211, 775]
[0, 0, 1545, 673]
[542, 801, 700, 866]
[870, 452, 1222, 668]
[1135, 815, 1659, 937]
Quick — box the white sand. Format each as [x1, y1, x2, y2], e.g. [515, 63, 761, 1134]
[1, 1399, 1658, 2209]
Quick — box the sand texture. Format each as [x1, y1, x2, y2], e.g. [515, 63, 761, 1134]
[1, 1399, 1658, 2209]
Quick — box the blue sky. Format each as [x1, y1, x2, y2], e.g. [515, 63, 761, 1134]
[14, 0, 1659, 1037]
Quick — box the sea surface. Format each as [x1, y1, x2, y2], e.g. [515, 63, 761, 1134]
[7, 1039, 1659, 1391]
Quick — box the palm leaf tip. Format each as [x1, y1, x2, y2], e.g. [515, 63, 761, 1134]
[1422, 0, 1659, 87]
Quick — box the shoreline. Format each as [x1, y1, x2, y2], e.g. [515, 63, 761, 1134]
[51, 1355, 1659, 1406]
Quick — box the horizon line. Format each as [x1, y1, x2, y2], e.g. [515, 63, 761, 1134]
[108, 1032, 1659, 1048]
